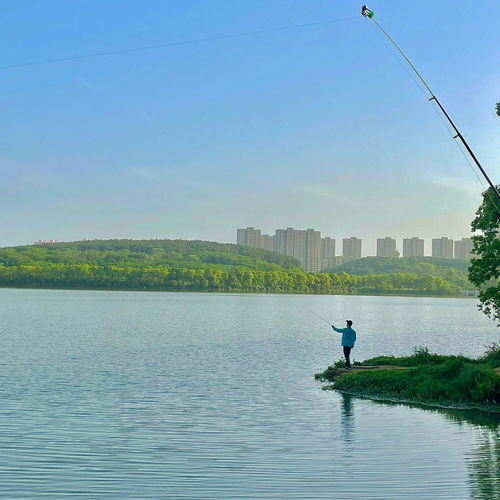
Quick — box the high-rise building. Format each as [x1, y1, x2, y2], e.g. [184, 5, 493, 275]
[320, 237, 335, 258]
[260, 234, 274, 252]
[236, 227, 262, 248]
[320, 237, 336, 271]
[343, 237, 362, 259]
[432, 237, 454, 259]
[304, 228, 321, 273]
[454, 238, 473, 260]
[403, 237, 424, 257]
[292, 229, 306, 266]
[273, 227, 296, 256]
[236, 227, 357, 271]
[273, 229, 287, 254]
[237, 226, 327, 272]
[274, 228, 322, 272]
[376, 237, 399, 257]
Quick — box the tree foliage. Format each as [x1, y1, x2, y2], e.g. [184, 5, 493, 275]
[469, 187, 500, 323]
[0, 239, 300, 271]
[496, 102, 500, 117]
[325, 256, 471, 290]
[0, 263, 461, 295]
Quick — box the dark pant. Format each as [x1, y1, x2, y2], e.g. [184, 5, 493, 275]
[343, 346, 352, 367]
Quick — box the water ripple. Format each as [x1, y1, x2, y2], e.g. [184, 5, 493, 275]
[0, 289, 498, 499]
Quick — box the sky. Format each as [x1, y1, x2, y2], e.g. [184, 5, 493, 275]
[1, 0, 499, 255]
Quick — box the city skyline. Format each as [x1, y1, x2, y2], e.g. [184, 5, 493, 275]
[18, 229, 475, 266]
[237, 226, 473, 268]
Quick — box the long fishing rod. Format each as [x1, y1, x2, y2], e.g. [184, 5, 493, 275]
[303, 307, 333, 327]
[361, 5, 500, 207]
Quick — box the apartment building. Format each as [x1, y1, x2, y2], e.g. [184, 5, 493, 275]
[236, 226, 335, 272]
[320, 237, 336, 270]
[376, 237, 399, 257]
[454, 238, 473, 260]
[343, 237, 362, 259]
[403, 237, 425, 257]
[236, 227, 262, 248]
[236, 227, 471, 268]
[432, 237, 454, 259]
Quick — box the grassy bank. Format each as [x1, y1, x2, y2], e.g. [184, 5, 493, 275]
[315, 346, 500, 411]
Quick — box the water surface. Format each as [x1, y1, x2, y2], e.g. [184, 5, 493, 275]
[0, 289, 498, 499]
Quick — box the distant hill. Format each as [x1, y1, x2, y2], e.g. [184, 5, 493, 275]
[326, 256, 469, 275]
[0, 239, 301, 272]
[0, 241, 471, 296]
[325, 256, 472, 289]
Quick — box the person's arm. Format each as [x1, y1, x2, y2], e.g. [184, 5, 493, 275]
[332, 326, 343, 333]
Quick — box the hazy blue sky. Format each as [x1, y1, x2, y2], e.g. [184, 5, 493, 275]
[1, 0, 498, 255]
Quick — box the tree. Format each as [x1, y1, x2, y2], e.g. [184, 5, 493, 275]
[468, 186, 500, 323]
[496, 102, 500, 117]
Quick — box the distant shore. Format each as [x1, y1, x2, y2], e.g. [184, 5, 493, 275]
[0, 284, 474, 299]
[0, 241, 472, 297]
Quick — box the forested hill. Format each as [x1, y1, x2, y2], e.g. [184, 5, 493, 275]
[0, 240, 471, 296]
[326, 257, 472, 291]
[0, 239, 300, 271]
[327, 257, 470, 279]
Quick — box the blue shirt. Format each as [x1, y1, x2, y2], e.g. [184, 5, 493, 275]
[332, 326, 357, 348]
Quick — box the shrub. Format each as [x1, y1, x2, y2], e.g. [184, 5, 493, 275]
[477, 343, 500, 368]
[359, 347, 451, 367]
[438, 358, 466, 379]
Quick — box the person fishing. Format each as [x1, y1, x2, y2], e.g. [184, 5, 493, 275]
[332, 320, 357, 368]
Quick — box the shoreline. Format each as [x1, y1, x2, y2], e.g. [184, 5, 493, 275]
[323, 385, 500, 414]
[0, 284, 474, 299]
[315, 351, 500, 414]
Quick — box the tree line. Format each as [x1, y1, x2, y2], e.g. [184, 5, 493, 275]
[0, 263, 461, 295]
[328, 256, 472, 290]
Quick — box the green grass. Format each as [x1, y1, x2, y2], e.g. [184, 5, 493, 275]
[315, 345, 500, 408]
[355, 345, 499, 369]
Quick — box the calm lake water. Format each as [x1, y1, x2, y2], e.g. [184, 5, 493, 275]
[0, 289, 498, 499]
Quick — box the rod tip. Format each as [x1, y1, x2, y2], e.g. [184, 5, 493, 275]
[361, 5, 374, 18]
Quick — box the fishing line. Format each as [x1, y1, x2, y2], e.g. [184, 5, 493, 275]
[379, 22, 495, 206]
[368, 22, 428, 99]
[303, 307, 333, 327]
[368, 15, 499, 217]
[367, 17, 493, 201]
[426, 87, 500, 217]
[361, 6, 500, 211]
[427, 97, 490, 192]
[0, 16, 359, 71]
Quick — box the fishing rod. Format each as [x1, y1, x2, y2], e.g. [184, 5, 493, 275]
[361, 5, 500, 207]
[303, 307, 333, 327]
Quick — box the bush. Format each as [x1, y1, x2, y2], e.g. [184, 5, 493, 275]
[438, 358, 466, 379]
[477, 343, 500, 368]
[359, 346, 452, 367]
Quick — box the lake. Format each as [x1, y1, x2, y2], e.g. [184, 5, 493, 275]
[0, 289, 498, 499]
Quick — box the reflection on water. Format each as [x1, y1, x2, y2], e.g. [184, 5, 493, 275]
[340, 394, 500, 429]
[340, 393, 355, 444]
[435, 407, 500, 430]
[468, 428, 499, 500]
[341, 393, 500, 500]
